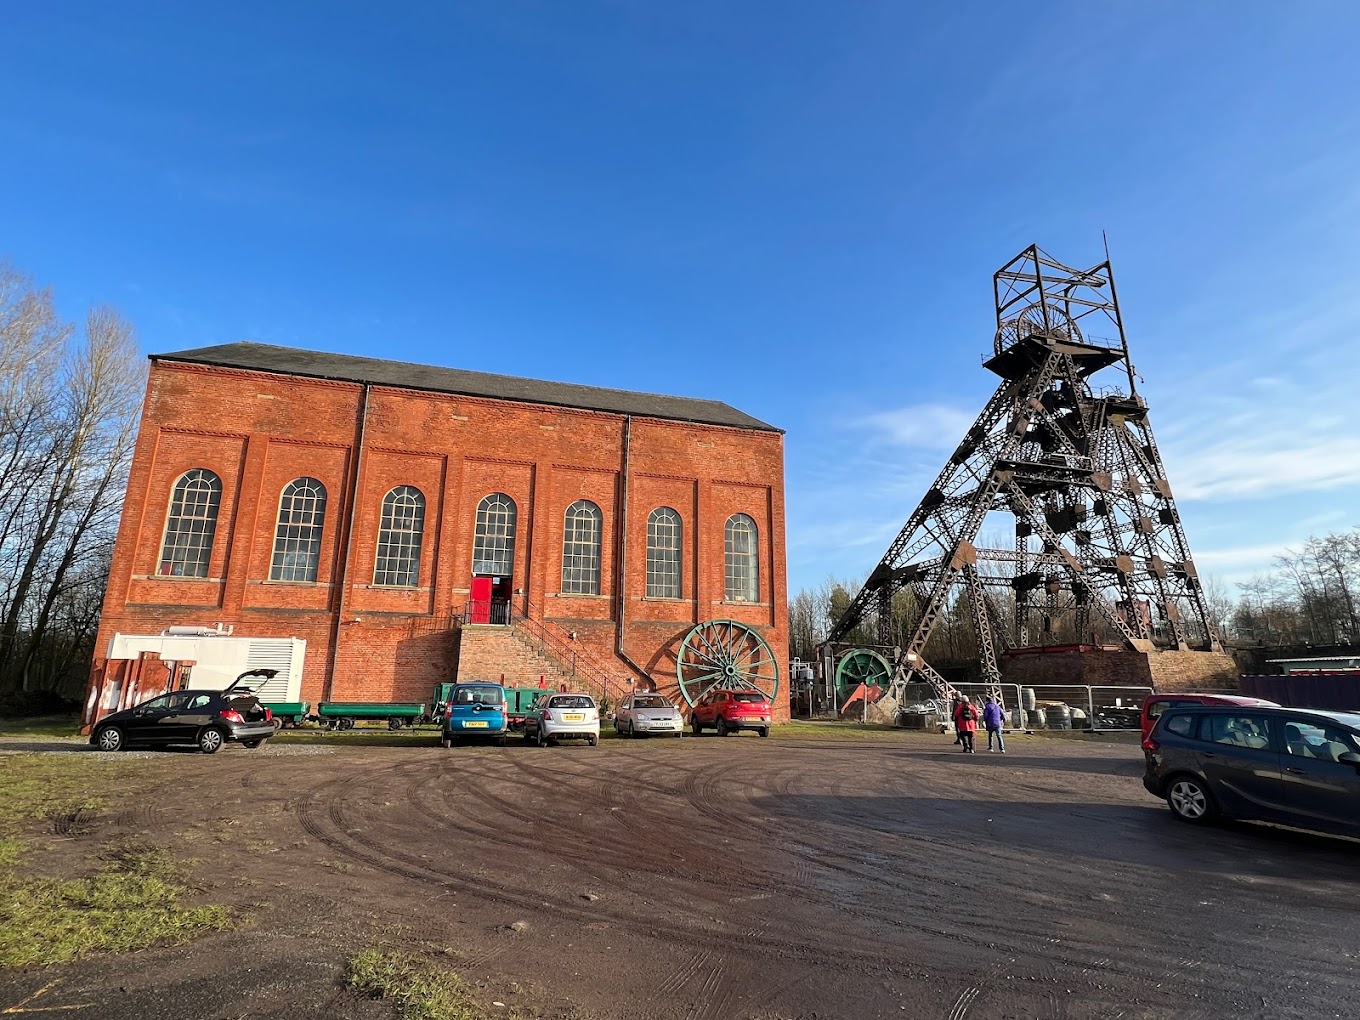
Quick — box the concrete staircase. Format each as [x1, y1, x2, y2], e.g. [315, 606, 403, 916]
[457, 624, 603, 700]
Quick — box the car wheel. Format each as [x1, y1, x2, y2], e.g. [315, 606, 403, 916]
[691, 718, 702, 736]
[440, 734, 451, 749]
[523, 727, 534, 743]
[198, 727, 225, 755]
[537, 726, 548, 748]
[497, 734, 507, 747]
[243, 739, 266, 749]
[758, 727, 770, 739]
[716, 717, 729, 738]
[95, 726, 124, 752]
[588, 734, 598, 747]
[1166, 775, 1218, 824]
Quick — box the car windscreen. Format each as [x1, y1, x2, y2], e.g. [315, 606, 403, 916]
[454, 688, 504, 705]
[549, 695, 594, 709]
[634, 696, 670, 709]
[733, 693, 766, 703]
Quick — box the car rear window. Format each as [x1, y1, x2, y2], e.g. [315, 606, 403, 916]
[455, 688, 504, 705]
[733, 693, 765, 703]
[1163, 713, 1196, 738]
[550, 695, 594, 709]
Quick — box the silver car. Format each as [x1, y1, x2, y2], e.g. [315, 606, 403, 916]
[525, 693, 600, 746]
[614, 692, 684, 737]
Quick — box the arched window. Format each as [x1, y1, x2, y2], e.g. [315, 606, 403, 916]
[472, 493, 517, 576]
[561, 500, 602, 595]
[373, 485, 425, 587]
[646, 507, 682, 599]
[724, 513, 759, 602]
[270, 477, 327, 582]
[158, 469, 222, 577]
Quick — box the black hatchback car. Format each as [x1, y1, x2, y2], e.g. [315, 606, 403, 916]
[90, 689, 275, 754]
[1143, 705, 1360, 837]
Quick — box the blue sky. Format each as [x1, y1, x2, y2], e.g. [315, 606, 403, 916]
[3, 2, 1359, 598]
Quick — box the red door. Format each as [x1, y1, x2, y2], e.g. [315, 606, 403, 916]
[470, 577, 493, 623]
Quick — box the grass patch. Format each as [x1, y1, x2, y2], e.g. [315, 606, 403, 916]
[0, 713, 83, 737]
[0, 846, 231, 967]
[347, 949, 490, 1020]
[0, 754, 111, 830]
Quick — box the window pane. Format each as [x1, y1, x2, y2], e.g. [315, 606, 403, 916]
[1164, 714, 1194, 738]
[1283, 720, 1360, 760]
[561, 500, 602, 595]
[373, 485, 425, 586]
[1206, 714, 1270, 750]
[472, 493, 517, 576]
[724, 513, 759, 602]
[158, 469, 223, 577]
[270, 477, 327, 582]
[646, 507, 682, 598]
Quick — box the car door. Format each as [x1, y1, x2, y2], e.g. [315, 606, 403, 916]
[1276, 717, 1360, 835]
[171, 692, 218, 743]
[129, 693, 183, 744]
[1197, 713, 1287, 818]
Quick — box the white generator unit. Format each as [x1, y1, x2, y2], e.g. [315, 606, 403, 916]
[105, 629, 305, 703]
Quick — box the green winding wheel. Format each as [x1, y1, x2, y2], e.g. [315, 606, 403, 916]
[675, 619, 779, 707]
[834, 648, 893, 699]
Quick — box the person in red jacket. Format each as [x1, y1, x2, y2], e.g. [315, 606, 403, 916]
[953, 695, 979, 753]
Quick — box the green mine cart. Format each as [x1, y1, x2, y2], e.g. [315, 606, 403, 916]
[316, 701, 425, 730]
[262, 701, 311, 728]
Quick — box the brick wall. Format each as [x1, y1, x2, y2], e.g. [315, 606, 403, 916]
[93, 359, 789, 719]
[1001, 647, 1239, 692]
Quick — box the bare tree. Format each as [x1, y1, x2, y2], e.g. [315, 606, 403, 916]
[0, 262, 144, 700]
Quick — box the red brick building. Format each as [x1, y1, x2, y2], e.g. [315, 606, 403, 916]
[90, 343, 788, 720]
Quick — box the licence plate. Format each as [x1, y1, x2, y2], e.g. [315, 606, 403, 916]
[463, 720, 488, 728]
[563, 714, 584, 722]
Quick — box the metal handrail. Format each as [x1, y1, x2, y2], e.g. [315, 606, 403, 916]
[512, 598, 622, 705]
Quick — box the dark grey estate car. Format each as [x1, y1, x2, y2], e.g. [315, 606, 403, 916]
[1143, 705, 1360, 837]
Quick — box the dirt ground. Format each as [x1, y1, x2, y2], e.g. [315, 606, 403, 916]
[2, 727, 1358, 1020]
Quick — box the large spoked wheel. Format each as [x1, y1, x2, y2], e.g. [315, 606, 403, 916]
[1166, 776, 1217, 824]
[676, 620, 779, 708]
[95, 726, 124, 752]
[198, 727, 225, 755]
[834, 648, 893, 701]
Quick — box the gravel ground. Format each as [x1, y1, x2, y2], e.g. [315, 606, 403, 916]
[1, 729, 1357, 1019]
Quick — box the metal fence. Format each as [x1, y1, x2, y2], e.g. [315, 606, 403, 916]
[898, 681, 1151, 732]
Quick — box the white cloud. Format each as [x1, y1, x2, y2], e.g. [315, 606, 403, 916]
[853, 403, 975, 450]
[1167, 434, 1360, 500]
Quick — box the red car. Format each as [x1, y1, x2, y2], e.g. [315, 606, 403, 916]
[1140, 692, 1278, 741]
[691, 689, 771, 737]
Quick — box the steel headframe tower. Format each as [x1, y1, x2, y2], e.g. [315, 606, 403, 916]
[825, 245, 1220, 703]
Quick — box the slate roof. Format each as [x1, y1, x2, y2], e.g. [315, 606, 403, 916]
[153, 342, 780, 433]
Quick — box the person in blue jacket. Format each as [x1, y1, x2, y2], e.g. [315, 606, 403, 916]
[982, 696, 1006, 753]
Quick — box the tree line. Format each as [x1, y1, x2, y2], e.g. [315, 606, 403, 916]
[0, 261, 143, 705]
[788, 528, 1360, 669]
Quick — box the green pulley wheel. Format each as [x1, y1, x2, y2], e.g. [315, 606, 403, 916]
[675, 619, 779, 707]
[834, 648, 893, 699]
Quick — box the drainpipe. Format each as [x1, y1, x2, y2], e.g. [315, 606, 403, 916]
[325, 383, 371, 702]
[615, 415, 651, 686]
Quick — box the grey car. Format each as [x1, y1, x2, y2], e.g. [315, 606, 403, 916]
[614, 692, 684, 737]
[1142, 705, 1360, 837]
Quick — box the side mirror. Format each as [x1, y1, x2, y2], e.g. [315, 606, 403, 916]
[1338, 751, 1360, 771]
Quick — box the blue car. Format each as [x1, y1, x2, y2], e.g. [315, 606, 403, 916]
[440, 682, 508, 747]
